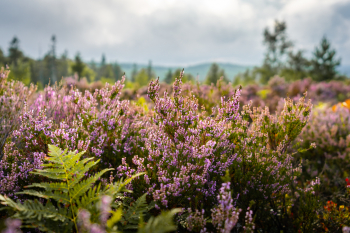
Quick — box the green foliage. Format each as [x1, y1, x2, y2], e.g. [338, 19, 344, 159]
[117, 193, 152, 231]
[147, 60, 155, 81]
[81, 65, 96, 82]
[311, 36, 341, 81]
[0, 145, 124, 232]
[205, 63, 228, 85]
[136, 97, 149, 112]
[8, 37, 24, 65]
[7, 59, 31, 85]
[233, 68, 256, 86]
[0, 48, 6, 67]
[0, 144, 180, 232]
[71, 53, 86, 79]
[226, 94, 313, 231]
[137, 208, 181, 233]
[280, 50, 311, 81]
[135, 69, 150, 87]
[257, 89, 270, 100]
[291, 191, 322, 232]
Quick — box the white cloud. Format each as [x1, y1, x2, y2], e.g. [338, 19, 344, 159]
[0, 0, 349, 66]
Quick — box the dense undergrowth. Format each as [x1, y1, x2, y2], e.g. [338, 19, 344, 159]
[1, 66, 350, 232]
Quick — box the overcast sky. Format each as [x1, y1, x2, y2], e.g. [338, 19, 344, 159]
[1, 0, 350, 67]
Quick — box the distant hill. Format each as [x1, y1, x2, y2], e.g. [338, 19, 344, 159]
[118, 62, 252, 82]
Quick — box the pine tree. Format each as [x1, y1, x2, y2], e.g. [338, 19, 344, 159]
[259, 20, 293, 83]
[72, 52, 85, 79]
[205, 63, 227, 85]
[101, 54, 106, 66]
[310, 36, 341, 81]
[279, 50, 311, 81]
[147, 60, 155, 81]
[8, 36, 24, 65]
[112, 63, 123, 81]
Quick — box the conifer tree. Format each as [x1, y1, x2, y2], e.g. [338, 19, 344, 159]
[8, 37, 24, 65]
[258, 20, 293, 83]
[310, 36, 341, 81]
[205, 63, 227, 85]
[72, 52, 85, 79]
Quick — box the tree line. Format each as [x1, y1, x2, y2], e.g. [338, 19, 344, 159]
[0, 20, 346, 88]
[234, 20, 345, 85]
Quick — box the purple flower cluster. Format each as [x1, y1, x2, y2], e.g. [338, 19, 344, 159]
[211, 182, 241, 233]
[186, 208, 207, 232]
[0, 75, 147, 197]
[0, 67, 320, 231]
[1, 218, 22, 233]
[117, 73, 240, 210]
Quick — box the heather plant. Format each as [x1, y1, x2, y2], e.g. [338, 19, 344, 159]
[1, 218, 21, 233]
[298, 107, 350, 201]
[210, 182, 241, 233]
[118, 71, 241, 211]
[224, 92, 314, 231]
[0, 75, 147, 197]
[4, 65, 350, 231]
[0, 66, 36, 160]
[116, 71, 317, 232]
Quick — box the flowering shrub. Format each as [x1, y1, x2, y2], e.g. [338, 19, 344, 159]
[211, 182, 241, 233]
[0, 75, 147, 198]
[3, 66, 350, 232]
[0, 67, 36, 160]
[297, 107, 350, 200]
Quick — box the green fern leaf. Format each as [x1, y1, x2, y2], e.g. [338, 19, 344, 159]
[69, 168, 113, 201]
[18, 190, 70, 204]
[0, 145, 146, 232]
[120, 193, 149, 230]
[137, 208, 181, 233]
[25, 182, 69, 193]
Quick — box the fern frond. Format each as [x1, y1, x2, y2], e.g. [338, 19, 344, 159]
[17, 190, 70, 204]
[106, 173, 145, 197]
[68, 160, 100, 188]
[137, 208, 181, 233]
[30, 169, 67, 180]
[107, 207, 123, 229]
[25, 181, 69, 193]
[0, 194, 70, 222]
[69, 168, 113, 201]
[0, 145, 146, 232]
[76, 183, 103, 210]
[120, 193, 149, 230]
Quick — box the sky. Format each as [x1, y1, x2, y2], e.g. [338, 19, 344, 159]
[1, 0, 350, 68]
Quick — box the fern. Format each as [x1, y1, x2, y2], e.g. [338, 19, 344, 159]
[0, 144, 139, 232]
[118, 193, 149, 231]
[137, 208, 182, 233]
